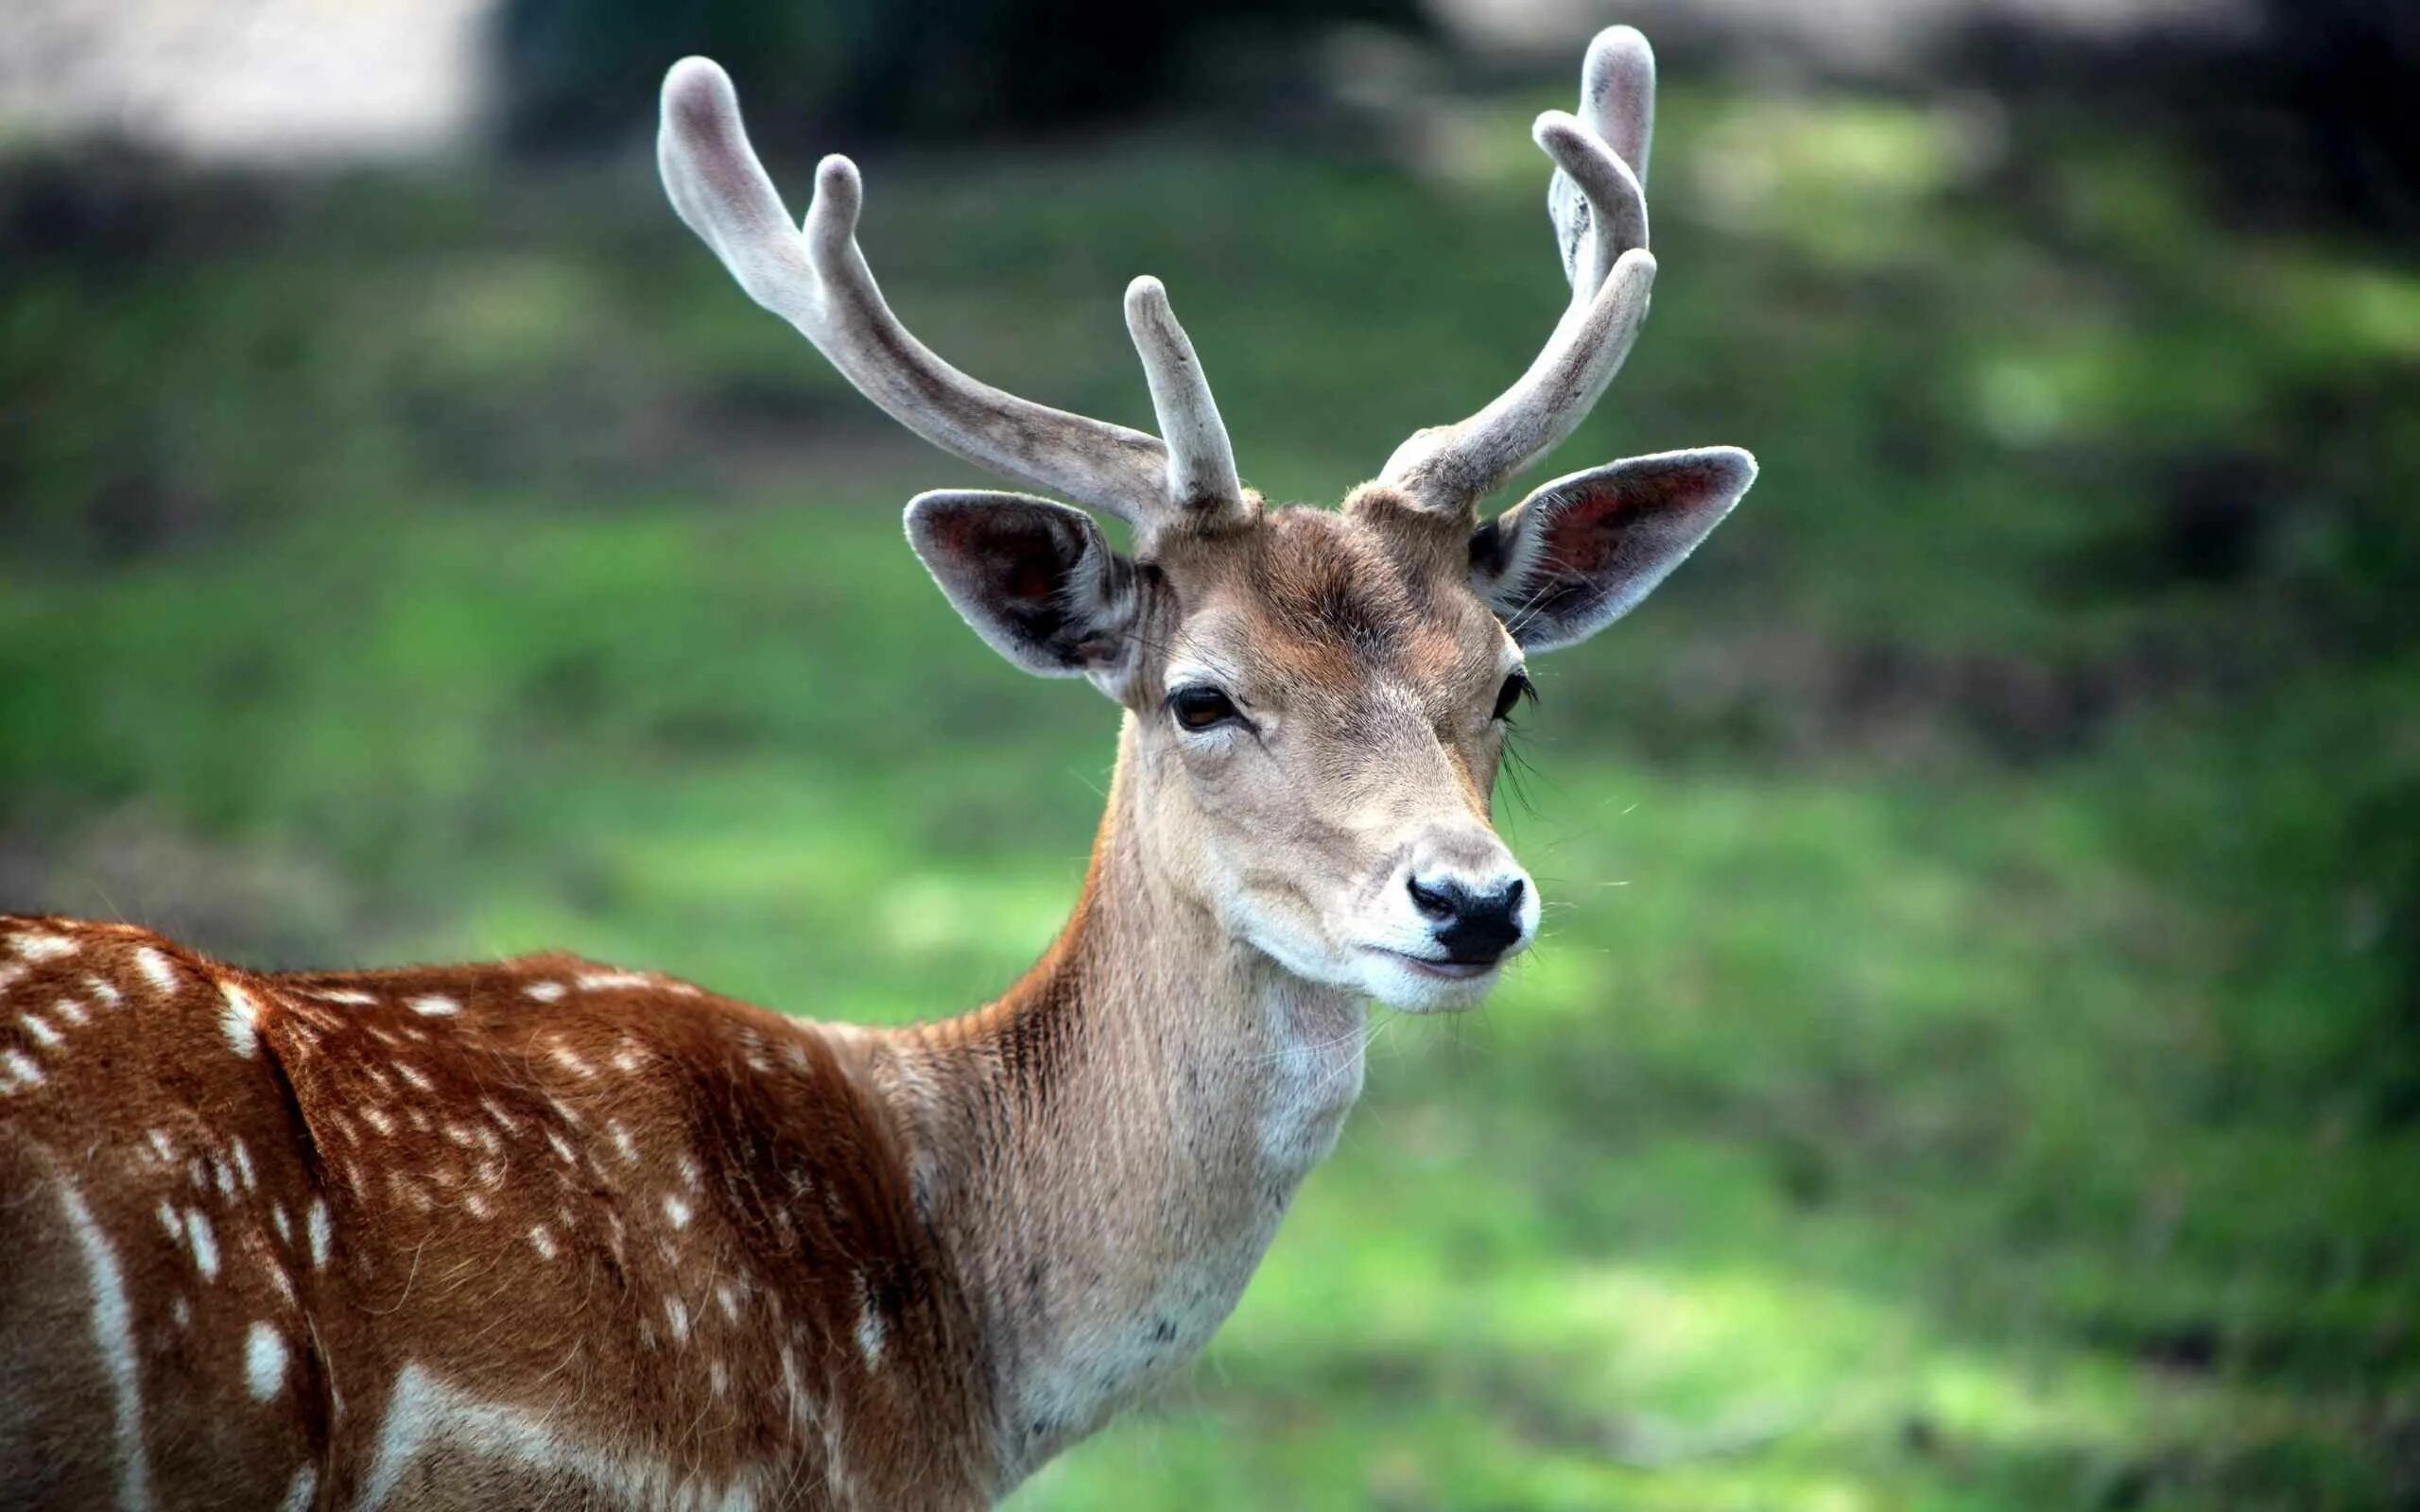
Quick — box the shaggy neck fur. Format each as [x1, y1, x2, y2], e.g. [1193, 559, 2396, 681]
[870, 716, 1367, 1489]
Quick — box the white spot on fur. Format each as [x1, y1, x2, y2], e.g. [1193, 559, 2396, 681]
[136, 948, 179, 997]
[529, 1226, 557, 1261]
[278, 1466, 317, 1512]
[20, 1011, 60, 1047]
[312, 988, 376, 1005]
[261, 1256, 297, 1308]
[666, 1297, 690, 1342]
[549, 1043, 596, 1078]
[185, 1210, 219, 1279]
[576, 970, 651, 991]
[245, 1321, 286, 1400]
[56, 996, 89, 1026]
[232, 1140, 256, 1192]
[544, 1129, 576, 1165]
[856, 1284, 887, 1367]
[717, 1283, 741, 1322]
[678, 1155, 701, 1190]
[407, 994, 458, 1018]
[57, 1180, 155, 1512]
[219, 982, 260, 1057]
[271, 1203, 292, 1243]
[613, 1044, 647, 1073]
[395, 1063, 434, 1093]
[11, 930, 78, 961]
[524, 980, 565, 1003]
[3, 1049, 45, 1090]
[664, 1194, 692, 1228]
[463, 1191, 493, 1221]
[306, 1200, 331, 1269]
[156, 1199, 182, 1241]
[363, 1107, 394, 1137]
[144, 1128, 176, 1164]
[609, 1122, 637, 1164]
[84, 975, 123, 1008]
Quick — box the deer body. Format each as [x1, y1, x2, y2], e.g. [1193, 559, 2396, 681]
[2, 25, 1755, 1509]
[0, 716, 1372, 1509]
[0, 919, 992, 1509]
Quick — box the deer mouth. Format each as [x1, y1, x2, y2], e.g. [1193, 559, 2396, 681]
[1363, 947, 1500, 982]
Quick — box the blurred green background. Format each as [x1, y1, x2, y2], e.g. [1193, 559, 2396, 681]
[2, 0, 2416, 1506]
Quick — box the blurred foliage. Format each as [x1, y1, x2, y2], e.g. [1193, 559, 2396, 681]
[1949, 0, 2420, 238]
[2, 59, 2417, 1512]
[489, 0, 1424, 150]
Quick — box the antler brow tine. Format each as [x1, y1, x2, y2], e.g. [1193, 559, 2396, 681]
[1379, 25, 1663, 518]
[658, 57, 1248, 535]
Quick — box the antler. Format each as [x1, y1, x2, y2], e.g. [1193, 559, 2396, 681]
[658, 58, 1248, 534]
[1379, 26, 1661, 517]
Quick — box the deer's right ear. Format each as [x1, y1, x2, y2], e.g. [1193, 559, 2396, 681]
[906, 490, 1143, 686]
[1468, 448, 1755, 652]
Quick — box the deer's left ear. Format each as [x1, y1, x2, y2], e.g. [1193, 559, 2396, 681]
[906, 490, 1143, 689]
[1468, 447, 1756, 651]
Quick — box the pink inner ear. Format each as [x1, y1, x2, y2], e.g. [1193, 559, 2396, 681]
[1007, 558, 1055, 603]
[1538, 481, 1639, 575]
[1536, 455, 1735, 576]
[925, 509, 990, 558]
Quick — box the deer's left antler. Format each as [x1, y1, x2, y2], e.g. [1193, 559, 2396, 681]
[1379, 26, 1661, 517]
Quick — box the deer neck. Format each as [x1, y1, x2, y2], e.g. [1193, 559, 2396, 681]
[873, 716, 1367, 1485]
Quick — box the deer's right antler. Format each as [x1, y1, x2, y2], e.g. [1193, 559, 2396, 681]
[1378, 26, 1661, 519]
[659, 58, 1248, 536]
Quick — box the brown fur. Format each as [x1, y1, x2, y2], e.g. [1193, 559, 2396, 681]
[0, 499, 1538, 1511]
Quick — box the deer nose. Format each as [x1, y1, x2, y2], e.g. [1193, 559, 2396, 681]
[1406, 874, 1528, 963]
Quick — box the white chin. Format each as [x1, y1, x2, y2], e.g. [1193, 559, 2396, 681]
[1352, 949, 1501, 1014]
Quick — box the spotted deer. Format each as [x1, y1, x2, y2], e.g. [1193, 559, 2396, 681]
[0, 25, 1752, 1512]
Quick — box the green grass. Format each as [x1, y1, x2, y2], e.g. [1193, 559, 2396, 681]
[3, 81, 2415, 1508]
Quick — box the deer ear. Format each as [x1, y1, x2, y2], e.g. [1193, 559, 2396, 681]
[905, 490, 1142, 683]
[1468, 447, 1755, 651]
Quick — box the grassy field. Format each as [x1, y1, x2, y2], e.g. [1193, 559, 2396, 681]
[4, 78, 2416, 1507]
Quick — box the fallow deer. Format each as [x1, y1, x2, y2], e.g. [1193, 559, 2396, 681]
[0, 26, 1753, 1510]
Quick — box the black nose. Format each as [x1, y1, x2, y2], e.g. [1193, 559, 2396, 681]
[1406, 875, 1527, 963]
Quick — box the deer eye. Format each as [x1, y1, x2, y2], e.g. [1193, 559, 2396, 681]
[1492, 670, 1535, 723]
[1168, 685, 1243, 732]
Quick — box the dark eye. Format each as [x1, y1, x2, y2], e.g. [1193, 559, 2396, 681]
[1492, 670, 1535, 723]
[1169, 685, 1243, 732]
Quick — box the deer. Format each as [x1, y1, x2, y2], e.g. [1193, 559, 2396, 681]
[0, 25, 1752, 1512]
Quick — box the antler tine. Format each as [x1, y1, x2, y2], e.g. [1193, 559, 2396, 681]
[1379, 26, 1660, 516]
[1125, 276, 1246, 518]
[1580, 24, 1655, 188]
[660, 58, 1246, 533]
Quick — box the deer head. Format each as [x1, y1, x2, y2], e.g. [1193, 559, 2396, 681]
[658, 27, 1754, 1016]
